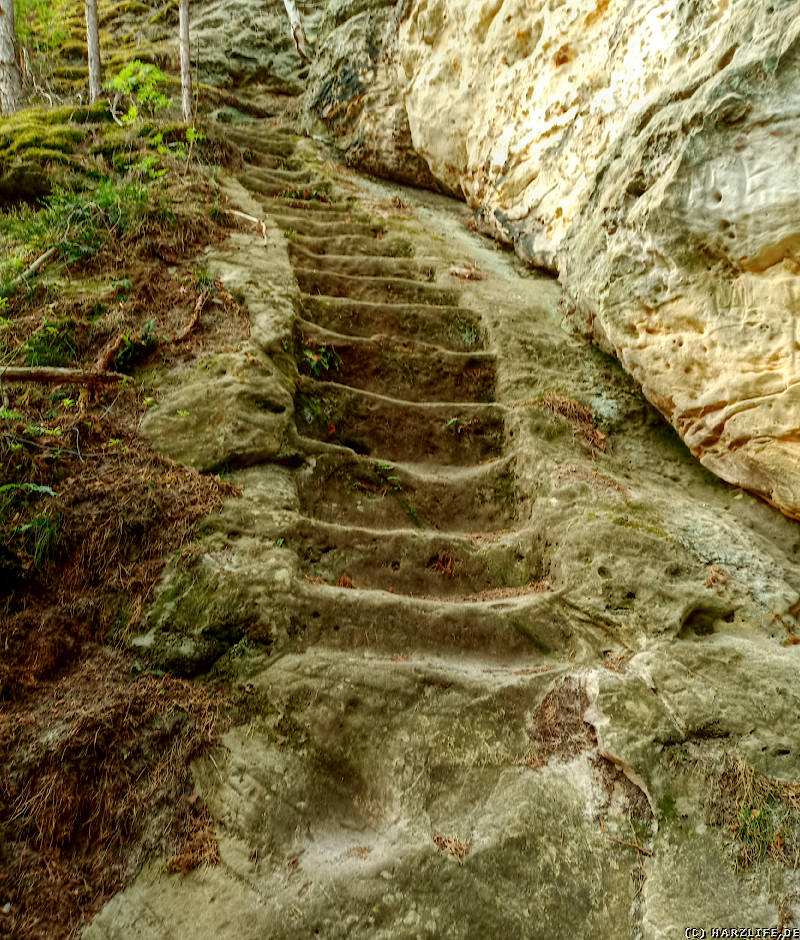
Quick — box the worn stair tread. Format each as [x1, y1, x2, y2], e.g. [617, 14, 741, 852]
[298, 576, 553, 608]
[297, 447, 514, 482]
[296, 375, 504, 413]
[243, 165, 322, 185]
[296, 325, 496, 402]
[299, 296, 486, 350]
[288, 246, 435, 280]
[269, 216, 387, 238]
[289, 515, 541, 596]
[266, 197, 362, 214]
[287, 580, 594, 659]
[289, 514, 520, 546]
[287, 232, 415, 257]
[294, 267, 459, 305]
[295, 316, 494, 359]
[246, 179, 333, 198]
[295, 450, 516, 533]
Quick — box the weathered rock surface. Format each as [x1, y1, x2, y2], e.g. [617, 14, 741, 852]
[190, 0, 324, 92]
[308, 0, 800, 521]
[86, 123, 800, 937]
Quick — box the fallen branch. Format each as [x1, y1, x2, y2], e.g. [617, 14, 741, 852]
[225, 208, 268, 245]
[449, 263, 485, 281]
[606, 835, 653, 857]
[9, 246, 58, 291]
[175, 289, 210, 342]
[0, 366, 128, 386]
[94, 334, 128, 372]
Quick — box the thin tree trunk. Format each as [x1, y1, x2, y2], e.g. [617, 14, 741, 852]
[0, 0, 23, 114]
[85, 0, 102, 103]
[179, 0, 192, 123]
[282, 0, 310, 63]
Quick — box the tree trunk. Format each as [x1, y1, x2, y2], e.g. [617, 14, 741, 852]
[282, 0, 310, 63]
[0, 0, 23, 114]
[179, 0, 192, 123]
[85, 0, 102, 103]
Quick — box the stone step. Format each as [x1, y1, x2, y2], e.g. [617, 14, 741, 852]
[224, 127, 299, 155]
[288, 579, 578, 658]
[288, 517, 545, 599]
[295, 450, 516, 532]
[300, 296, 487, 351]
[243, 165, 321, 185]
[294, 268, 459, 305]
[295, 380, 505, 465]
[270, 204, 371, 224]
[295, 321, 496, 402]
[271, 215, 386, 238]
[288, 244, 434, 281]
[238, 151, 303, 172]
[287, 232, 415, 258]
[267, 197, 363, 215]
[248, 179, 333, 200]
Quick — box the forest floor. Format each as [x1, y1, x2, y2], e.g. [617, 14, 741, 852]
[0, 92, 291, 938]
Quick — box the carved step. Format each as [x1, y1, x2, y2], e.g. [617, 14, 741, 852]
[287, 233, 415, 258]
[295, 322, 496, 402]
[289, 517, 545, 599]
[294, 268, 459, 305]
[300, 297, 487, 351]
[295, 380, 505, 465]
[295, 451, 516, 532]
[288, 245, 434, 281]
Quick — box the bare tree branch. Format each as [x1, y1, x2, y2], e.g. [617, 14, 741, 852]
[0, 367, 128, 386]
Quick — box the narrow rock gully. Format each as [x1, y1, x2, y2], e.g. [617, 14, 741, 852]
[88, 123, 800, 936]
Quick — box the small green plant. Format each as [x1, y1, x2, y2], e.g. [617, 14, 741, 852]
[706, 754, 800, 869]
[2, 180, 149, 281]
[108, 60, 171, 122]
[373, 460, 421, 527]
[114, 318, 157, 371]
[128, 153, 167, 179]
[302, 342, 341, 377]
[0, 482, 56, 499]
[23, 319, 76, 366]
[15, 514, 59, 568]
[0, 481, 59, 573]
[193, 266, 215, 290]
[457, 321, 480, 348]
[207, 197, 225, 222]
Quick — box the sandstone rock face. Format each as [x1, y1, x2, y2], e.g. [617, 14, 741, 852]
[189, 0, 324, 92]
[314, 0, 800, 520]
[303, 0, 446, 189]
